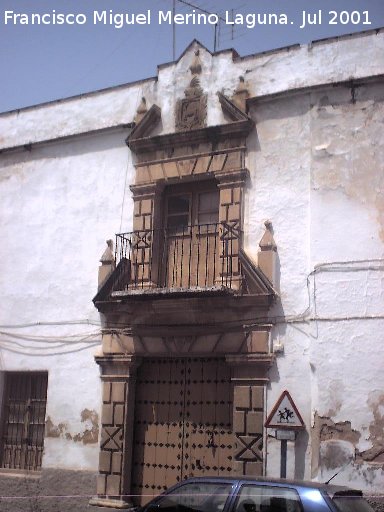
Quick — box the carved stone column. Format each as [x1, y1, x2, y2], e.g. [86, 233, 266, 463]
[226, 354, 273, 477]
[90, 355, 141, 509]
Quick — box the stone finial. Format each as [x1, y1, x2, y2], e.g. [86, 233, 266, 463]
[259, 220, 277, 251]
[98, 240, 115, 288]
[100, 239, 114, 263]
[232, 76, 249, 112]
[134, 97, 147, 124]
[190, 49, 202, 75]
[258, 221, 277, 287]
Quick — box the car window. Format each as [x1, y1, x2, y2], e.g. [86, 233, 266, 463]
[153, 482, 233, 512]
[332, 497, 375, 512]
[234, 485, 302, 512]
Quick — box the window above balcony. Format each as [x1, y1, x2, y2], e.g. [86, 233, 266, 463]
[165, 181, 220, 229]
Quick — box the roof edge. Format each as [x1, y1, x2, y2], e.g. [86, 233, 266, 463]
[0, 122, 134, 155]
[1, 27, 383, 116]
[247, 73, 384, 105]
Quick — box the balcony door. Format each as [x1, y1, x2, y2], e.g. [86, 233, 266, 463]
[163, 180, 219, 288]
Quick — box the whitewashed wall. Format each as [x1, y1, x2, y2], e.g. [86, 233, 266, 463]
[0, 129, 134, 470]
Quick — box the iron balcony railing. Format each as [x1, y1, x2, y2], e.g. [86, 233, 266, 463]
[113, 222, 241, 292]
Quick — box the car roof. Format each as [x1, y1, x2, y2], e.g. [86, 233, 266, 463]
[181, 476, 361, 496]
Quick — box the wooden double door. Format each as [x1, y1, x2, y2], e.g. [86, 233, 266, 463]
[131, 357, 233, 505]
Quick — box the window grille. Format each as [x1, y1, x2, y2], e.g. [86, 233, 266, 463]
[0, 372, 48, 471]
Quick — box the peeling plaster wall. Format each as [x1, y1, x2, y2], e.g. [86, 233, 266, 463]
[0, 128, 134, 474]
[246, 79, 384, 489]
[309, 81, 384, 489]
[0, 28, 383, 497]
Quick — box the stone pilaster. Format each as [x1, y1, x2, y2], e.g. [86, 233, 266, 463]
[129, 183, 164, 288]
[91, 355, 141, 509]
[130, 183, 158, 233]
[216, 169, 249, 290]
[226, 353, 273, 477]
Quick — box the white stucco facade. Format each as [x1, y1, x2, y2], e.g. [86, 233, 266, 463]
[0, 27, 383, 499]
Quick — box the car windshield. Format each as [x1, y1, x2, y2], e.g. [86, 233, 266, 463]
[332, 496, 375, 512]
[148, 482, 233, 512]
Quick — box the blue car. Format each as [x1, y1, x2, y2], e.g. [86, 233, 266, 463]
[140, 477, 374, 512]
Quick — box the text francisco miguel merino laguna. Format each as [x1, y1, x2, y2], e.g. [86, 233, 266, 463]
[3, 9, 373, 29]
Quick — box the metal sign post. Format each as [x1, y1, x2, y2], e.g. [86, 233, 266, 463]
[265, 391, 305, 479]
[276, 429, 296, 478]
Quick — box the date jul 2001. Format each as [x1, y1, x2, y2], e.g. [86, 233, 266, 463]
[299, 10, 371, 29]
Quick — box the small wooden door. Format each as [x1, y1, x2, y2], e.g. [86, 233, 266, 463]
[162, 181, 220, 288]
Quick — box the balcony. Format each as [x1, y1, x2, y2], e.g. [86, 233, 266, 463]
[94, 222, 276, 326]
[111, 222, 241, 295]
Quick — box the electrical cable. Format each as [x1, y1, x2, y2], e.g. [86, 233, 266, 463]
[0, 343, 100, 357]
[0, 320, 102, 328]
[0, 259, 382, 344]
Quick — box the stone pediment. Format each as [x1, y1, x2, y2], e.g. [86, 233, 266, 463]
[127, 41, 252, 153]
[128, 104, 161, 140]
[127, 94, 253, 154]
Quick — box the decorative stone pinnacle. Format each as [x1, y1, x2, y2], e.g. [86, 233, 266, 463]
[259, 221, 277, 251]
[137, 97, 147, 114]
[232, 76, 249, 112]
[190, 49, 202, 75]
[237, 76, 247, 90]
[100, 239, 114, 264]
[134, 97, 147, 124]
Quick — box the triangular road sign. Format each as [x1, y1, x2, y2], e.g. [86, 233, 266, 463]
[265, 390, 305, 430]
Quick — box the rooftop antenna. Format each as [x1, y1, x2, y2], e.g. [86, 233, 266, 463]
[173, 0, 176, 60]
[176, 0, 225, 52]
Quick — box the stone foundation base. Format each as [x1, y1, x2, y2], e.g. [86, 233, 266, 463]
[89, 497, 135, 510]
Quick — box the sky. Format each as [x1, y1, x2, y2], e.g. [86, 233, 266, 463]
[0, 0, 383, 113]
